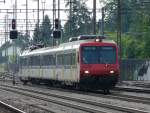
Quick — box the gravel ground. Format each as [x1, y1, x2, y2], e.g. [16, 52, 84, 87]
[20, 83, 150, 112]
[117, 81, 150, 88]
[0, 107, 13, 113]
[0, 88, 89, 113]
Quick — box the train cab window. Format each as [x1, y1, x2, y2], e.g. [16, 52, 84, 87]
[82, 46, 116, 64]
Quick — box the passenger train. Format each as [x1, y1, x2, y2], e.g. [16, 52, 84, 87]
[18, 35, 120, 93]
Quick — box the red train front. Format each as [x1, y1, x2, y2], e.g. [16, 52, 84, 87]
[79, 38, 120, 92]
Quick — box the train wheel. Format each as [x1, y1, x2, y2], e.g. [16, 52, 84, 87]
[30, 78, 41, 85]
[74, 83, 79, 90]
[22, 80, 28, 85]
[103, 89, 110, 95]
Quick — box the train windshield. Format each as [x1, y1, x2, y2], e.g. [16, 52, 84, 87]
[82, 46, 116, 64]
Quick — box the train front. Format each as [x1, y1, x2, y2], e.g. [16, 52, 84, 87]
[79, 40, 120, 91]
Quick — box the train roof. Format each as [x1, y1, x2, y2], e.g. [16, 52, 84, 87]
[20, 38, 116, 57]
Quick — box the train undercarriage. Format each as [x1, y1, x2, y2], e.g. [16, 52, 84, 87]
[20, 74, 118, 94]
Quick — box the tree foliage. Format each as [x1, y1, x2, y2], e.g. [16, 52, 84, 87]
[63, 0, 93, 42]
[0, 33, 30, 51]
[33, 15, 53, 46]
[101, 0, 150, 58]
[14, 33, 30, 49]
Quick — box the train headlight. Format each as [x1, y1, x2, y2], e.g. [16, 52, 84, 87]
[84, 70, 89, 74]
[95, 38, 100, 42]
[110, 70, 114, 74]
[95, 38, 102, 42]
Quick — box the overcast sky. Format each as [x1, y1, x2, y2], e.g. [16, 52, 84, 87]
[0, 0, 103, 45]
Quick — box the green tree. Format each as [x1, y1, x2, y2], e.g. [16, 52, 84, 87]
[14, 33, 30, 49]
[63, 0, 92, 41]
[1, 32, 30, 51]
[33, 23, 40, 44]
[33, 15, 52, 46]
[100, 0, 150, 58]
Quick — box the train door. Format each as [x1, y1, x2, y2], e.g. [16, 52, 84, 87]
[76, 50, 80, 82]
[29, 56, 33, 78]
[51, 54, 56, 80]
[27, 57, 31, 78]
[40, 55, 43, 79]
[70, 52, 78, 82]
[63, 52, 71, 81]
[56, 52, 64, 81]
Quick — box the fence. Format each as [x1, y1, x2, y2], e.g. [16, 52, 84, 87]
[120, 59, 150, 81]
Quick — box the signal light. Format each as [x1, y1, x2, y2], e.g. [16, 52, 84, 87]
[53, 30, 61, 39]
[12, 19, 16, 29]
[10, 30, 18, 39]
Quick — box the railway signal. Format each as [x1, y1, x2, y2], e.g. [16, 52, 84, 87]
[53, 30, 61, 39]
[10, 19, 18, 39]
[53, 18, 61, 38]
[10, 30, 18, 39]
[12, 19, 16, 29]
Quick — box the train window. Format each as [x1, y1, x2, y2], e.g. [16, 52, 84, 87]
[64, 53, 73, 65]
[43, 55, 56, 66]
[57, 54, 63, 65]
[50, 55, 56, 65]
[63, 53, 76, 65]
[64, 54, 68, 65]
[29, 57, 31, 65]
[43, 55, 49, 65]
[30, 56, 40, 66]
[22, 58, 27, 66]
[29, 57, 34, 66]
[19, 58, 23, 66]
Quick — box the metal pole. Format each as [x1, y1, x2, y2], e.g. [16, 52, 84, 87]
[58, 0, 60, 29]
[117, 0, 122, 81]
[53, 0, 56, 46]
[42, 0, 46, 21]
[43, 5, 44, 21]
[93, 0, 96, 35]
[58, 0, 61, 44]
[69, 0, 72, 36]
[26, 0, 28, 37]
[37, 0, 39, 43]
[117, 0, 121, 58]
[15, 0, 17, 23]
[53, 0, 54, 46]
[5, 15, 7, 56]
[101, 7, 104, 36]
[12, 0, 18, 85]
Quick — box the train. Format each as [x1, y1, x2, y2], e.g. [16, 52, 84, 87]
[18, 35, 120, 93]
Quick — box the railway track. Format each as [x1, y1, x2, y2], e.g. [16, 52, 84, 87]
[0, 84, 149, 113]
[27, 83, 150, 105]
[115, 86, 150, 93]
[0, 100, 25, 113]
